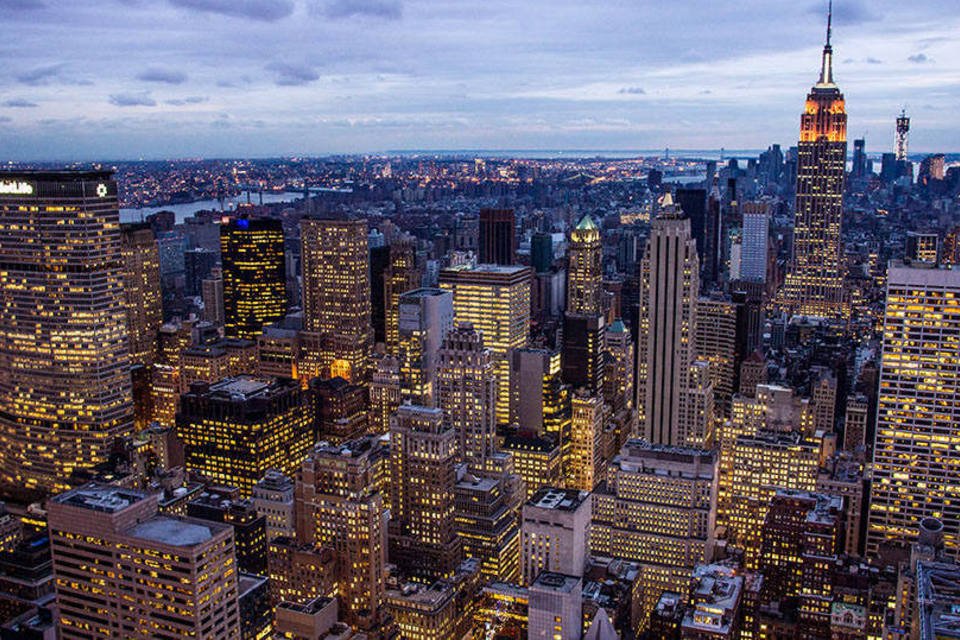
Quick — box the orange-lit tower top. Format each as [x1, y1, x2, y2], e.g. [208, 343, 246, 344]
[780, 0, 849, 319]
[800, 0, 846, 144]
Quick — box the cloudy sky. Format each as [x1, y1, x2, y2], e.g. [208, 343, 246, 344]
[1, 0, 957, 160]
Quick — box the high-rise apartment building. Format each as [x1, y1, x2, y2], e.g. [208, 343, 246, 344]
[300, 216, 372, 382]
[439, 264, 532, 425]
[295, 437, 387, 630]
[177, 376, 314, 497]
[221, 217, 287, 339]
[437, 323, 498, 470]
[0, 171, 134, 489]
[780, 12, 848, 318]
[590, 440, 718, 624]
[202, 267, 225, 325]
[868, 264, 960, 558]
[479, 208, 516, 265]
[120, 223, 163, 367]
[48, 484, 240, 639]
[635, 193, 713, 447]
[397, 288, 454, 407]
[389, 405, 462, 580]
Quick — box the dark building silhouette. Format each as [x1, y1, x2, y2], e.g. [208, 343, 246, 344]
[479, 208, 516, 265]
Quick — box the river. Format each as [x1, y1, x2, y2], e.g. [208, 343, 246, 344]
[120, 191, 304, 224]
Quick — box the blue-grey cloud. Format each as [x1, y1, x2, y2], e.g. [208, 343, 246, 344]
[165, 96, 208, 105]
[0, 116, 12, 123]
[865, 57, 882, 64]
[168, 0, 293, 21]
[137, 67, 188, 84]
[618, 87, 645, 95]
[17, 64, 64, 86]
[0, 0, 45, 9]
[3, 98, 38, 108]
[908, 53, 931, 63]
[109, 92, 157, 107]
[314, 0, 402, 20]
[267, 62, 320, 86]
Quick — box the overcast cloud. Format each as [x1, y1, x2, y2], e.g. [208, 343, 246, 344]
[0, 0, 957, 160]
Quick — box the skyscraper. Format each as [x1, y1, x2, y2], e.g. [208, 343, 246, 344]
[48, 484, 240, 639]
[120, 223, 163, 368]
[780, 8, 848, 318]
[177, 376, 314, 497]
[295, 437, 387, 630]
[389, 405, 462, 580]
[221, 217, 287, 339]
[437, 323, 498, 470]
[868, 264, 960, 558]
[566, 214, 602, 315]
[895, 109, 910, 161]
[397, 288, 454, 407]
[0, 170, 134, 489]
[562, 214, 606, 394]
[479, 208, 516, 265]
[739, 201, 770, 284]
[385, 236, 422, 353]
[635, 193, 713, 447]
[300, 216, 372, 381]
[439, 264, 532, 425]
[590, 440, 718, 625]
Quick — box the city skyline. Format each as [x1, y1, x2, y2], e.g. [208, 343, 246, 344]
[1, 0, 959, 160]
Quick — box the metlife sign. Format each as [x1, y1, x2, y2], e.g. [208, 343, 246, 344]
[0, 180, 34, 196]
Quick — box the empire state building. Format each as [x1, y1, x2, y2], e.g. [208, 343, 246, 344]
[780, 4, 848, 318]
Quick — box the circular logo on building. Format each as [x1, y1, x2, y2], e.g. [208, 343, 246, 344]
[96, 183, 108, 198]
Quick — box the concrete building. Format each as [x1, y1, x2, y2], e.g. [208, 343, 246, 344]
[521, 487, 591, 585]
[48, 484, 240, 639]
[252, 469, 295, 542]
[397, 288, 454, 407]
[528, 572, 583, 640]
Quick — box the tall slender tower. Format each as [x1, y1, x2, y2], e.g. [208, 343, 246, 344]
[635, 193, 713, 447]
[562, 214, 605, 394]
[437, 323, 498, 471]
[120, 223, 163, 368]
[566, 215, 602, 315]
[780, 3, 848, 318]
[300, 216, 372, 381]
[384, 236, 422, 353]
[220, 217, 287, 340]
[0, 171, 134, 490]
[895, 109, 910, 161]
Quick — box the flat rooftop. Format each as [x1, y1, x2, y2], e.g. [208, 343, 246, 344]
[400, 287, 449, 299]
[53, 485, 149, 514]
[126, 516, 218, 547]
[531, 572, 580, 593]
[527, 487, 588, 512]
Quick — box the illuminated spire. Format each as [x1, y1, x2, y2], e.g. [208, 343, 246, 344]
[817, 0, 835, 87]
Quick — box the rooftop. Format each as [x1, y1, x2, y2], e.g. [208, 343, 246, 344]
[531, 571, 580, 593]
[527, 487, 588, 511]
[126, 516, 217, 547]
[53, 484, 149, 514]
